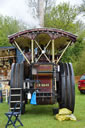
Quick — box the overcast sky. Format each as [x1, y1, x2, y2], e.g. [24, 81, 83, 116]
[0, 0, 83, 28]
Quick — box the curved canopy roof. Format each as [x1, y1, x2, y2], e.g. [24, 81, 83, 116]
[8, 28, 77, 50]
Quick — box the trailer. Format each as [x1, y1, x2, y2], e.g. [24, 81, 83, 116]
[8, 28, 77, 113]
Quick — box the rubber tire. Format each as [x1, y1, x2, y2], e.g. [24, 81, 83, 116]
[59, 63, 67, 108]
[65, 63, 72, 110]
[68, 63, 75, 112]
[10, 63, 25, 114]
[10, 63, 24, 88]
[10, 63, 16, 88]
[15, 63, 20, 88]
[59, 63, 75, 113]
[19, 63, 24, 88]
[19, 63, 25, 113]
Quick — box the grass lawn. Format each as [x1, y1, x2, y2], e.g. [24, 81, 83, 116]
[0, 85, 85, 128]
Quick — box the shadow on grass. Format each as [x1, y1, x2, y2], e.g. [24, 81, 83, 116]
[25, 104, 58, 116]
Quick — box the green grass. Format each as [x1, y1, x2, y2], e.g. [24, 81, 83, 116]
[0, 85, 85, 128]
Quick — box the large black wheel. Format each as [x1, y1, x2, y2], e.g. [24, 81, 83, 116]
[58, 63, 75, 113]
[68, 63, 75, 112]
[10, 63, 25, 114]
[10, 63, 24, 88]
[65, 63, 72, 110]
[10, 63, 16, 88]
[58, 63, 67, 108]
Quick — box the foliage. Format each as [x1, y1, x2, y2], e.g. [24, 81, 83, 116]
[44, 0, 56, 13]
[73, 39, 85, 75]
[62, 30, 85, 75]
[78, 0, 85, 15]
[0, 15, 25, 46]
[44, 2, 82, 33]
[74, 50, 85, 75]
[61, 41, 85, 62]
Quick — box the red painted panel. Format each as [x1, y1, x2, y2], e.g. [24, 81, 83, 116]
[37, 65, 53, 72]
[34, 76, 52, 93]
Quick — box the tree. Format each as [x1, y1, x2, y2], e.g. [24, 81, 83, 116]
[0, 15, 25, 46]
[44, 2, 81, 33]
[44, 0, 56, 13]
[38, 0, 44, 27]
[26, 0, 56, 27]
[74, 43, 85, 75]
[61, 29, 85, 75]
[61, 41, 84, 62]
[78, 0, 85, 15]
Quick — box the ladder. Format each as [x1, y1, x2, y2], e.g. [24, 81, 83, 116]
[9, 88, 25, 113]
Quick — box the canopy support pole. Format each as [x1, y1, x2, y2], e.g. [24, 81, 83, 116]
[44, 40, 51, 50]
[56, 41, 71, 64]
[14, 41, 30, 64]
[52, 40, 55, 63]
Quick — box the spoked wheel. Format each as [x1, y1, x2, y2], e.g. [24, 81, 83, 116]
[10, 63, 25, 114]
[58, 63, 75, 113]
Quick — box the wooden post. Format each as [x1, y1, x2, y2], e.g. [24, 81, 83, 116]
[31, 40, 34, 63]
[52, 40, 55, 63]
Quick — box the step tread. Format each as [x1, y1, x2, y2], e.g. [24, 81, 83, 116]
[11, 94, 21, 96]
[10, 107, 20, 109]
[10, 101, 21, 103]
[11, 88, 22, 90]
